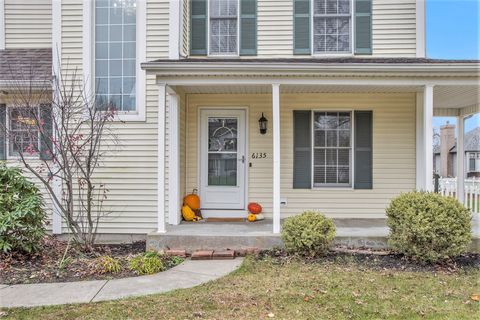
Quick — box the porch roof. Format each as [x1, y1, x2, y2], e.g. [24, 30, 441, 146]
[0, 49, 52, 88]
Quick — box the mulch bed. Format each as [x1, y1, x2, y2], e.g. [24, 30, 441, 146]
[0, 237, 163, 285]
[258, 247, 480, 273]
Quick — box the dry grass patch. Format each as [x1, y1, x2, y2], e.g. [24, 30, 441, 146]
[3, 256, 479, 319]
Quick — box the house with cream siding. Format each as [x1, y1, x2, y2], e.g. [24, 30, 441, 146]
[0, 0, 478, 247]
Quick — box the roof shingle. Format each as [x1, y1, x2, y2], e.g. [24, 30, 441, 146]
[0, 49, 52, 82]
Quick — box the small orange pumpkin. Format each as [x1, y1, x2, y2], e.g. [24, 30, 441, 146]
[248, 202, 262, 214]
[247, 214, 256, 222]
[184, 189, 200, 210]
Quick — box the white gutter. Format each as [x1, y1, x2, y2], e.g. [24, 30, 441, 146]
[142, 61, 480, 75]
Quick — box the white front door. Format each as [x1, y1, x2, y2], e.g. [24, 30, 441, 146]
[200, 109, 246, 211]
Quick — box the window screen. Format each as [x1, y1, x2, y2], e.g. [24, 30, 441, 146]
[95, 0, 136, 111]
[313, 111, 352, 186]
[209, 0, 238, 55]
[313, 0, 351, 53]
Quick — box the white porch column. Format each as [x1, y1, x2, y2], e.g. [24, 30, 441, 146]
[272, 84, 281, 234]
[457, 115, 465, 203]
[423, 84, 434, 191]
[167, 90, 181, 225]
[416, 92, 425, 190]
[157, 83, 167, 233]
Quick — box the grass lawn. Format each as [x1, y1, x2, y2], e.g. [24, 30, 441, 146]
[3, 256, 480, 320]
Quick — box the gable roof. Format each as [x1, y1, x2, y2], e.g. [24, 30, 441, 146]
[436, 127, 480, 154]
[451, 127, 480, 153]
[0, 49, 52, 83]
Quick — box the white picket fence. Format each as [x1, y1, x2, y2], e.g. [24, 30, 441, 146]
[438, 177, 480, 213]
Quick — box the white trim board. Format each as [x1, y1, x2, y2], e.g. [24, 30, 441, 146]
[416, 0, 426, 58]
[82, 0, 146, 121]
[169, 0, 181, 59]
[0, 0, 5, 50]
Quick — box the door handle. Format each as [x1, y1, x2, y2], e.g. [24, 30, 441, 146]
[238, 155, 245, 163]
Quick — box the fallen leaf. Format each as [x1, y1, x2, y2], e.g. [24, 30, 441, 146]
[471, 294, 480, 302]
[267, 313, 275, 318]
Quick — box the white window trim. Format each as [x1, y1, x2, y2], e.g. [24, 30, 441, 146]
[310, 0, 355, 57]
[310, 109, 354, 189]
[6, 105, 41, 160]
[0, 0, 5, 50]
[207, 0, 240, 57]
[83, 0, 146, 122]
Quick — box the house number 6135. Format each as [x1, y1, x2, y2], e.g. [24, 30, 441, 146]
[252, 153, 267, 159]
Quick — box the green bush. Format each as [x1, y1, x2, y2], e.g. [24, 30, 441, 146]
[97, 256, 122, 274]
[281, 211, 336, 256]
[0, 165, 46, 253]
[129, 251, 164, 275]
[386, 191, 472, 263]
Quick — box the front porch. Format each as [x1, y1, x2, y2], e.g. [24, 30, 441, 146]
[142, 58, 480, 245]
[147, 218, 390, 252]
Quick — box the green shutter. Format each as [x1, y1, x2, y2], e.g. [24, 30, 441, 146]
[190, 0, 207, 55]
[293, 111, 312, 188]
[39, 104, 53, 160]
[293, 0, 310, 55]
[355, 0, 372, 55]
[0, 104, 6, 160]
[354, 111, 373, 189]
[240, 0, 257, 55]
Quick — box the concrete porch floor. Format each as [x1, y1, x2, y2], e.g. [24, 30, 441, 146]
[147, 216, 480, 253]
[147, 218, 389, 252]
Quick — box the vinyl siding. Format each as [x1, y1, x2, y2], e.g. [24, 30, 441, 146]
[184, 0, 417, 58]
[257, 0, 293, 57]
[56, 0, 170, 234]
[185, 92, 416, 219]
[372, 0, 417, 57]
[4, 0, 52, 49]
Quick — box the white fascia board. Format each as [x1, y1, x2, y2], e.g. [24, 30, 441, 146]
[154, 77, 479, 87]
[142, 64, 480, 79]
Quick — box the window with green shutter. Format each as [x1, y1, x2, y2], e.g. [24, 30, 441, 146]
[293, 110, 373, 189]
[0, 104, 6, 160]
[190, 0, 208, 55]
[294, 0, 373, 55]
[240, 0, 257, 55]
[354, 0, 372, 54]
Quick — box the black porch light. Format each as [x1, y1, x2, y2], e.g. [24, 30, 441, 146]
[258, 112, 268, 135]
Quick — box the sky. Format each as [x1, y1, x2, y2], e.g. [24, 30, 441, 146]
[428, 0, 479, 134]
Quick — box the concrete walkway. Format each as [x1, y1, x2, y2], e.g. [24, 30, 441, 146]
[0, 258, 243, 308]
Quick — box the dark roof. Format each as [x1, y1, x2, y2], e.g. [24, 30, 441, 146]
[149, 57, 480, 64]
[451, 127, 480, 153]
[0, 49, 52, 82]
[436, 127, 480, 154]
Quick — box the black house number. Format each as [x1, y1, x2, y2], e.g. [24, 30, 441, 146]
[252, 152, 267, 159]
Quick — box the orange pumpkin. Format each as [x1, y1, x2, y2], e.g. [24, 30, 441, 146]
[247, 214, 256, 222]
[248, 202, 262, 214]
[184, 189, 200, 210]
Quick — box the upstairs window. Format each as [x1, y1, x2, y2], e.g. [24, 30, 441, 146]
[94, 0, 137, 112]
[313, 0, 352, 54]
[209, 0, 238, 55]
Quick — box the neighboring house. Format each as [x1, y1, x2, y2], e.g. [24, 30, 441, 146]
[434, 126, 480, 178]
[0, 0, 479, 240]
